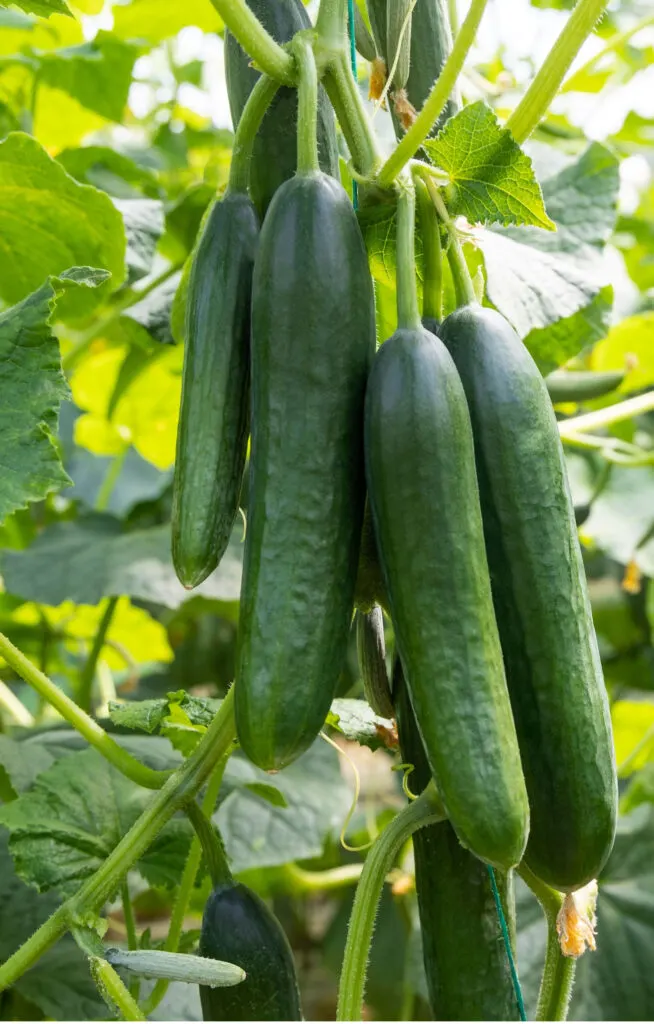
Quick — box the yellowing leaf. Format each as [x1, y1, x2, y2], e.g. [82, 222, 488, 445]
[591, 313, 654, 393]
[35, 85, 107, 151]
[612, 699, 654, 774]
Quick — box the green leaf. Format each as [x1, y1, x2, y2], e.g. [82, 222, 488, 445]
[34, 32, 139, 122]
[0, 132, 125, 312]
[582, 467, 654, 569]
[114, 197, 165, 284]
[0, 748, 190, 896]
[0, 267, 108, 524]
[327, 698, 397, 752]
[477, 142, 619, 366]
[112, 0, 222, 44]
[0, 0, 71, 15]
[123, 268, 181, 343]
[1, 515, 243, 608]
[423, 101, 555, 230]
[591, 312, 654, 392]
[0, 833, 105, 1021]
[522, 285, 613, 375]
[622, 765, 654, 815]
[57, 145, 161, 199]
[0, 734, 54, 798]
[107, 697, 170, 734]
[242, 782, 288, 809]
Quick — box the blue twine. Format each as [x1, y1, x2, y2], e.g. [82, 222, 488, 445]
[486, 864, 527, 1021]
[346, 0, 358, 209]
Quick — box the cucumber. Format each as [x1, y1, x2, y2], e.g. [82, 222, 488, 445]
[545, 368, 625, 404]
[356, 605, 394, 719]
[224, 0, 339, 217]
[199, 881, 302, 1020]
[171, 193, 257, 588]
[366, 0, 387, 58]
[393, 658, 521, 1021]
[354, 501, 388, 614]
[386, 0, 413, 90]
[401, 0, 459, 138]
[354, 3, 377, 62]
[439, 304, 617, 891]
[364, 325, 529, 869]
[236, 172, 376, 770]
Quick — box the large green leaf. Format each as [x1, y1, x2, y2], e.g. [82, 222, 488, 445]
[0, 267, 108, 524]
[423, 101, 555, 230]
[0, 132, 125, 312]
[0, 0, 71, 15]
[112, 0, 222, 43]
[32, 31, 138, 122]
[1, 515, 243, 608]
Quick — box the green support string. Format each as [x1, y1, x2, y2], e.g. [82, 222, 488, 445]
[347, 0, 358, 208]
[487, 864, 527, 1021]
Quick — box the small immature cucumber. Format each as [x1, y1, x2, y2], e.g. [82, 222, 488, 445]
[386, 0, 413, 90]
[364, 325, 529, 870]
[403, 0, 460, 137]
[224, 0, 338, 217]
[200, 881, 302, 1020]
[440, 304, 617, 891]
[354, 3, 378, 61]
[393, 659, 521, 1021]
[172, 193, 257, 589]
[354, 501, 388, 614]
[366, 0, 387, 58]
[545, 368, 625, 404]
[236, 172, 376, 770]
[356, 605, 394, 719]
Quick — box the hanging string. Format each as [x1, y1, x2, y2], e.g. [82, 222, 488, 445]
[346, 0, 359, 209]
[486, 864, 527, 1021]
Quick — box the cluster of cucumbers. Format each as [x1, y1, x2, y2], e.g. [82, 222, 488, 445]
[171, 0, 618, 1018]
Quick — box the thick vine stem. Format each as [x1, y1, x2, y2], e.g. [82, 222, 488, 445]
[78, 596, 119, 713]
[517, 865, 576, 1021]
[395, 176, 422, 331]
[415, 177, 443, 322]
[336, 782, 445, 1021]
[228, 74, 279, 194]
[506, 0, 608, 143]
[293, 34, 320, 175]
[89, 957, 146, 1022]
[323, 51, 382, 177]
[0, 631, 171, 791]
[208, 0, 294, 84]
[0, 689, 237, 993]
[315, 0, 347, 53]
[377, 0, 489, 186]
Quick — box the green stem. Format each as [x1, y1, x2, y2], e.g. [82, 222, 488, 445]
[78, 596, 119, 713]
[569, 11, 654, 82]
[518, 865, 575, 1021]
[207, 0, 294, 83]
[336, 782, 445, 1021]
[185, 802, 232, 888]
[228, 74, 279, 193]
[448, 0, 459, 35]
[284, 862, 363, 893]
[323, 52, 381, 175]
[377, 0, 489, 185]
[0, 631, 170, 790]
[90, 957, 146, 1021]
[423, 177, 475, 307]
[121, 880, 140, 1001]
[62, 263, 183, 374]
[0, 679, 34, 727]
[395, 177, 421, 331]
[558, 390, 654, 439]
[415, 176, 442, 322]
[506, 0, 608, 143]
[294, 35, 320, 175]
[316, 0, 347, 51]
[0, 690, 236, 994]
[140, 759, 228, 1016]
[95, 447, 128, 513]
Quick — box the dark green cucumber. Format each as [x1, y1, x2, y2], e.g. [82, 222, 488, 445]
[440, 304, 617, 891]
[354, 3, 377, 61]
[172, 193, 257, 588]
[225, 0, 338, 217]
[405, 0, 459, 134]
[236, 172, 376, 770]
[356, 605, 393, 719]
[393, 658, 520, 1022]
[354, 500, 388, 614]
[545, 368, 625, 404]
[386, 0, 413, 90]
[364, 325, 529, 869]
[199, 881, 302, 1020]
[366, 0, 387, 58]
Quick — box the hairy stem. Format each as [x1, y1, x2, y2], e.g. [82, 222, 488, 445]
[378, 0, 489, 185]
[506, 0, 608, 143]
[336, 782, 445, 1021]
[415, 177, 443, 322]
[0, 690, 236, 992]
[0, 631, 171, 790]
[90, 957, 146, 1021]
[284, 862, 363, 893]
[422, 177, 476, 307]
[228, 74, 279, 193]
[395, 177, 421, 331]
[78, 596, 119, 713]
[316, 0, 348, 51]
[323, 51, 381, 175]
[207, 0, 294, 83]
[517, 865, 575, 1021]
[294, 36, 320, 175]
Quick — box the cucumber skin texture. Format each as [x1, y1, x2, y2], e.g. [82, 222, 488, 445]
[199, 882, 302, 1021]
[172, 193, 257, 589]
[364, 326, 529, 869]
[393, 659, 520, 1022]
[236, 172, 376, 770]
[406, 0, 459, 134]
[356, 605, 394, 719]
[225, 0, 338, 218]
[386, 0, 413, 90]
[439, 304, 617, 891]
